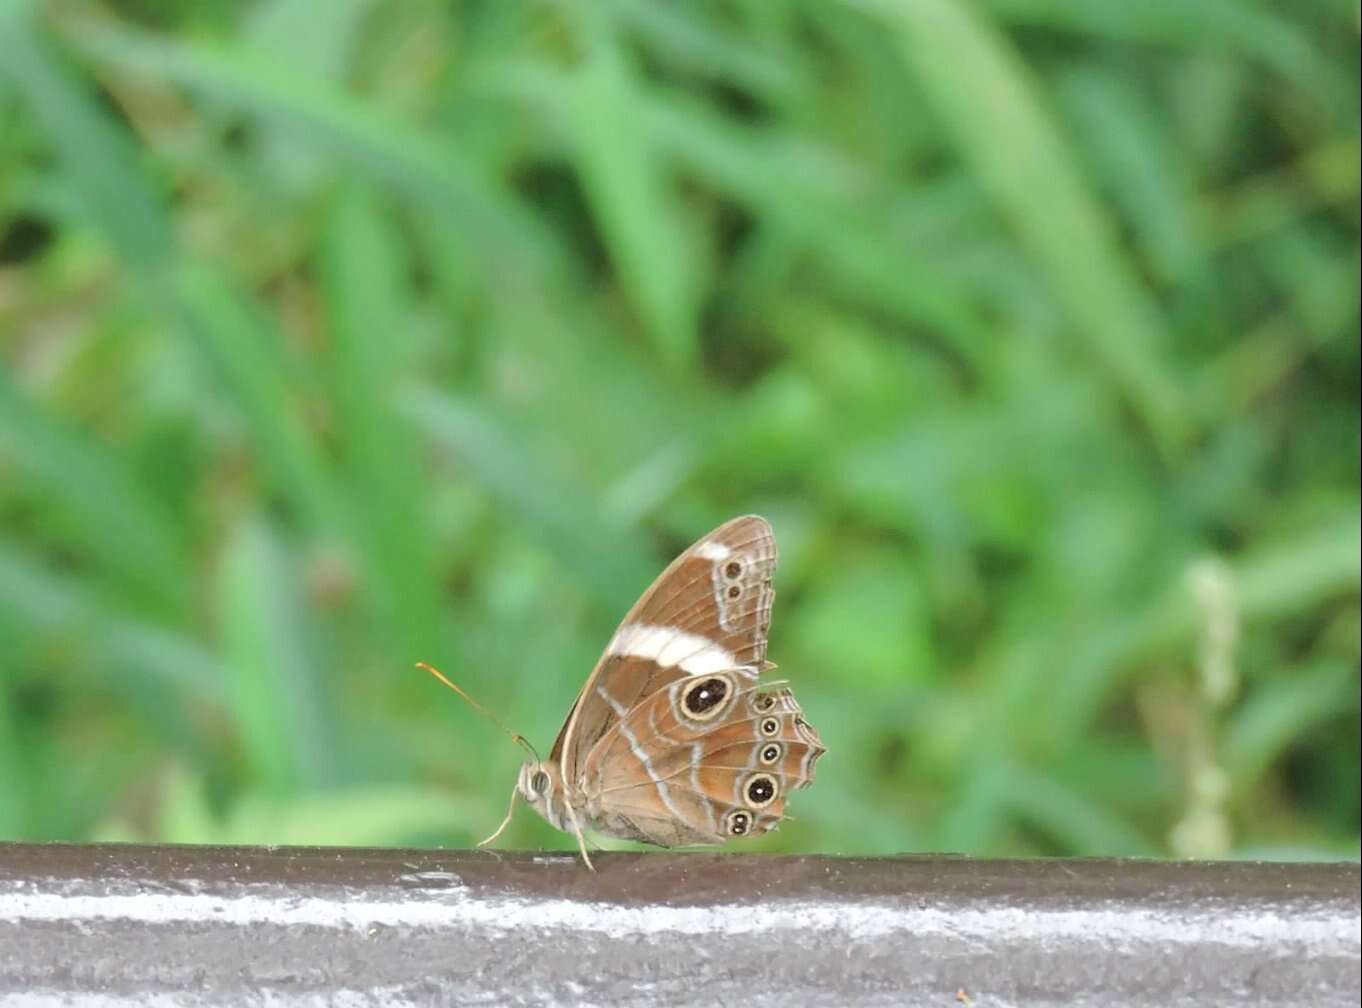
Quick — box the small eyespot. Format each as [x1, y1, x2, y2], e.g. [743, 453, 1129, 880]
[754, 694, 775, 711]
[530, 771, 550, 796]
[760, 717, 780, 737]
[726, 585, 742, 600]
[681, 676, 730, 720]
[744, 773, 779, 809]
[723, 560, 743, 580]
[725, 809, 752, 836]
[759, 743, 783, 765]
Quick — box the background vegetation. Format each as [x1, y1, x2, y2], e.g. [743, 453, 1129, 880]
[0, 0, 1357, 860]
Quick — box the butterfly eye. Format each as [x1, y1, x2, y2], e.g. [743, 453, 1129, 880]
[530, 771, 550, 796]
[743, 773, 779, 809]
[759, 743, 783, 765]
[680, 676, 731, 721]
[760, 717, 780, 737]
[725, 809, 752, 836]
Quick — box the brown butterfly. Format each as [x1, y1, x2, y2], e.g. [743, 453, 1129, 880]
[422, 515, 823, 869]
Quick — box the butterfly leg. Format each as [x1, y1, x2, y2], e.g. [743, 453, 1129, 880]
[477, 784, 519, 848]
[563, 802, 596, 871]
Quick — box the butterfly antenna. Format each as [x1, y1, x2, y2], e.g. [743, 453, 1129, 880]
[416, 662, 540, 763]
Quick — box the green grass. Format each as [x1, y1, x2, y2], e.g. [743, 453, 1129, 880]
[0, 0, 1356, 859]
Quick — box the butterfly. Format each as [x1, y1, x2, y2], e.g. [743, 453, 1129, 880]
[422, 515, 823, 869]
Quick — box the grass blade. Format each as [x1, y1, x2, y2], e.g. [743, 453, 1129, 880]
[403, 388, 655, 616]
[0, 374, 187, 615]
[218, 517, 341, 796]
[174, 266, 345, 536]
[868, 0, 1189, 456]
[0, 0, 173, 270]
[62, 15, 556, 276]
[568, 12, 699, 370]
[321, 188, 446, 660]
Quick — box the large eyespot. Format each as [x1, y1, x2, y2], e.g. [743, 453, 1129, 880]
[529, 771, 550, 796]
[681, 676, 730, 721]
[725, 809, 752, 836]
[759, 742, 783, 766]
[744, 773, 779, 809]
[759, 717, 780, 737]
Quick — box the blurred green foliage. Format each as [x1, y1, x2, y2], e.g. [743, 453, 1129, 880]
[0, 0, 1357, 860]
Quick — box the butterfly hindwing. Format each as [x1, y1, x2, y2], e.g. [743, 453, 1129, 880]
[584, 678, 825, 846]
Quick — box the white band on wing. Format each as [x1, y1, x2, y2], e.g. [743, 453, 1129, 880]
[693, 541, 731, 561]
[607, 623, 736, 676]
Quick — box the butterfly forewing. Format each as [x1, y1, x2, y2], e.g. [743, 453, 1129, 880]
[552, 515, 778, 784]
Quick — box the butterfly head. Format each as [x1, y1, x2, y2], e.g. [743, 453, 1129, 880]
[516, 759, 567, 827]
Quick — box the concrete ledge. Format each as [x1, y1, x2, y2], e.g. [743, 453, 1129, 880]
[1, 843, 1358, 1006]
